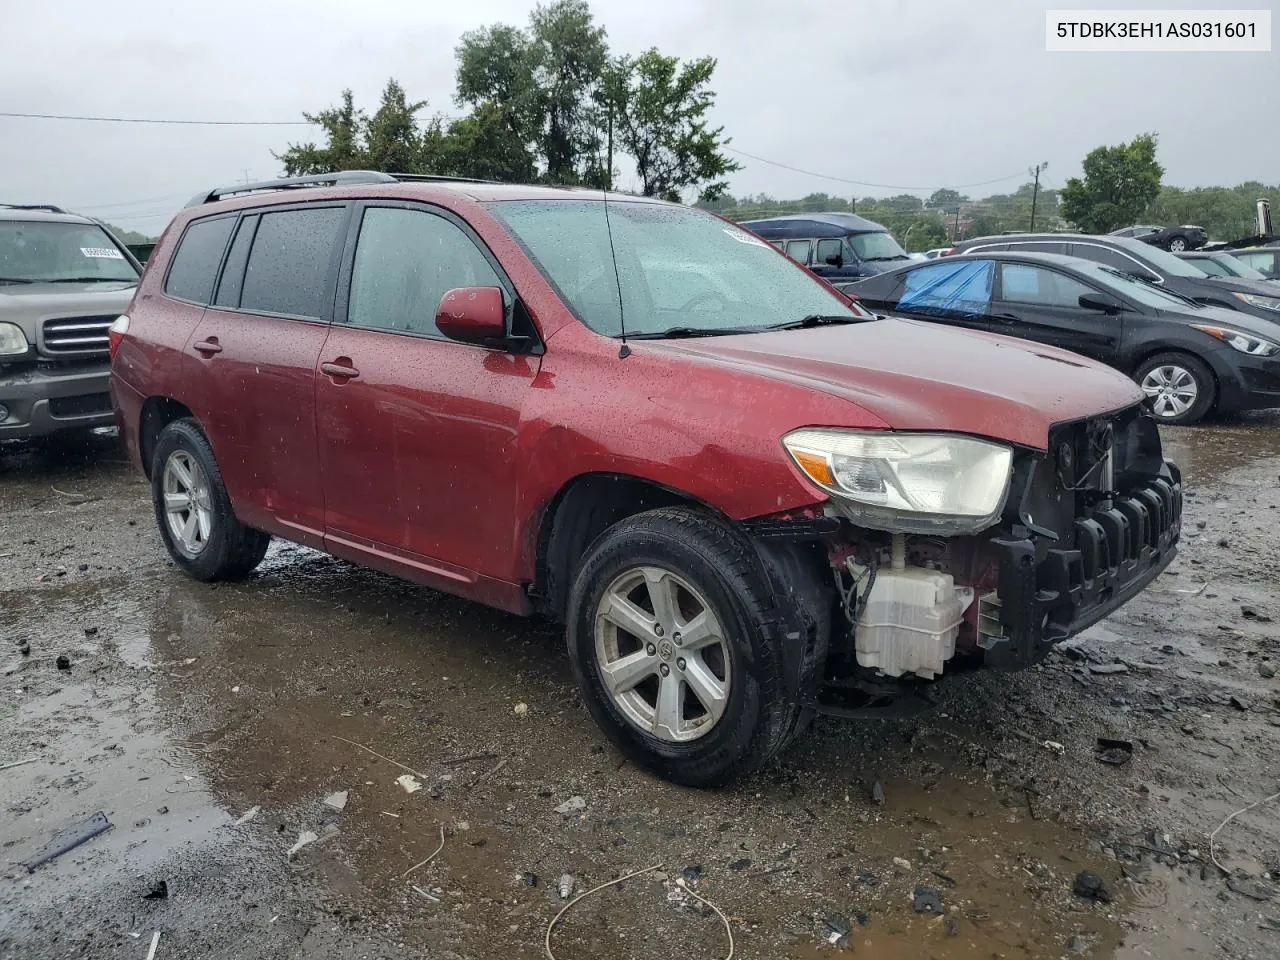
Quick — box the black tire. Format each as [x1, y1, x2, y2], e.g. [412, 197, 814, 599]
[1167, 235, 1188, 252]
[566, 507, 801, 787]
[1134, 352, 1215, 426]
[150, 418, 270, 581]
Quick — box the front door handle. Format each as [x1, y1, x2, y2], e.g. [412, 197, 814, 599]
[321, 359, 360, 381]
[193, 337, 222, 355]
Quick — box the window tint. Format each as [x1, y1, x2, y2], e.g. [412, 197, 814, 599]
[785, 239, 811, 264]
[1070, 243, 1157, 279]
[213, 215, 258, 307]
[1189, 257, 1228, 277]
[347, 207, 503, 336]
[815, 238, 843, 265]
[896, 260, 994, 317]
[239, 207, 346, 319]
[164, 217, 235, 303]
[1235, 251, 1279, 278]
[1006, 241, 1069, 255]
[999, 264, 1095, 308]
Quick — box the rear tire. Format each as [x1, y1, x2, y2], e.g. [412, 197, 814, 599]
[151, 419, 270, 581]
[1135, 352, 1215, 425]
[566, 507, 802, 787]
[1167, 235, 1188, 252]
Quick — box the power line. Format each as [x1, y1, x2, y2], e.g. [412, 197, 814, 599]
[0, 111, 313, 126]
[723, 146, 1030, 192]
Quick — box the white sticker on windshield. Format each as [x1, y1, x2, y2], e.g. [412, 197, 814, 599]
[80, 246, 125, 259]
[722, 228, 769, 248]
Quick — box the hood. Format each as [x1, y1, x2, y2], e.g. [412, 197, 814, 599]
[648, 317, 1142, 450]
[0, 281, 136, 324]
[1201, 275, 1280, 299]
[1154, 300, 1280, 339]
[856, 255, 912, 275]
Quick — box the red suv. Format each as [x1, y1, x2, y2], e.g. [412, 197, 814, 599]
[111, 172, 1181, 786]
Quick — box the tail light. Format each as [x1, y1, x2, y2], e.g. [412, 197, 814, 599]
[108, 314, 129, 361]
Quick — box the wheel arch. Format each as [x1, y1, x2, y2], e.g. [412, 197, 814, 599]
[1130, 348, 1221, 414]
[138, 396, 195, 478]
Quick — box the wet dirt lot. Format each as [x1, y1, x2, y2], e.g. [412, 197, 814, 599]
[2, 422, 1279, 959]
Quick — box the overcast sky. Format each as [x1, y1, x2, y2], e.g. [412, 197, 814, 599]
[1, 0, 1275, 233]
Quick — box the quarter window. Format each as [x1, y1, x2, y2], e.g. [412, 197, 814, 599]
[784, 239, 812, 264]
[999, 264, 1095, 309]
[239, 207, 346, 319]
[164, 217, 235, 304]
[347, 207, 503, 337]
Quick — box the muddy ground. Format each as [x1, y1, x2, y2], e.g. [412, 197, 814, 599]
[2, 421, 1279, 960]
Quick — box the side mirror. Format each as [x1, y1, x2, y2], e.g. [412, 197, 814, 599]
[1078, 292, 1123, 314]
[436, 286, 506, 344]
[823, 252, 844, 267]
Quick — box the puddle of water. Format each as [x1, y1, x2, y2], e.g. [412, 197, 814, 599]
[1160, 418, 1280, 486]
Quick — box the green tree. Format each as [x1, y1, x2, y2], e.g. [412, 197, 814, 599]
[276, 89, 367, 175]
[1059, 133, 1164, 233]
[927, 188, 967, 210]
[432, 104, 538, 182]
[900, 215, 948, 251]
[601, 50, 741, 201]
[363, 79, 429, 173]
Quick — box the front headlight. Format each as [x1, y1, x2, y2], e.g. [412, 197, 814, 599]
[1191, 323, 1280, 357]
[782, 428, 1014, 534]
[0, 322, 30, 357]
[1233, 292, 1280, 312]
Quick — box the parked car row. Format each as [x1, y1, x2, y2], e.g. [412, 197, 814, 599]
[99, 171, 1180, 785]
[1109, 223, 1208, 253]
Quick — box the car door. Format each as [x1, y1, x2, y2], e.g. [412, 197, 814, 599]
[990, 262, 1123, 363]
[315, 201, 539, 593]
[182, 203, 350, 545]
[888, 259, 995, 331]
[809, 237, 854, 280]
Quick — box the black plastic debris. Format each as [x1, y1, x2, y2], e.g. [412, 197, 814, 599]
[728, 858, 751, 872]
[913, 884, 943, 914]
[681, 864, 702, 885]
[823, 913, 851, 948]
[858, 870, 880, 887]
[84, 625, 98, 636]
[1072, 871, 1111, 902]
[142, 880, 169, 900]
[520, 872, 538, 888]
[55, 655, 70, 671]
[1095, 738, 1134, 766]
[1227, 874, 1278, 902]
[871, 780, 885, 805]
[25, 812, 112, 872]
[1242, 605, 1272, 623]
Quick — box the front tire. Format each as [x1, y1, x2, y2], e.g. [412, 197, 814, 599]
[566, 508, 798, 787]
[1135, 352, 1215, 425]
[151, 419, 270, 581]
[1167, 235, 1188, 252]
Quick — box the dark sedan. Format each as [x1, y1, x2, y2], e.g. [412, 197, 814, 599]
[1111, 224, 1207, 252]
[844, 251, 1280, 425]
[1176, 250, 1279, 284]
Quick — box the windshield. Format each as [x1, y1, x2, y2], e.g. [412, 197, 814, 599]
[849, 230, 908, 261]
[1121, 240, 1205, 278]
[1075, 261, 1204, 311]
[1212, 253, 1268, 280]
[487, 200, 858, 336]
[0, 220, 139, 284]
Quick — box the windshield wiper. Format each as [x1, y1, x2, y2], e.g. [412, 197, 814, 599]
[45, 276, 137, 284]
[766, 314, 868, 331]
[626, 326, 761, 339]
[0, 277, 35, 284]
[864, 255, 907, 262]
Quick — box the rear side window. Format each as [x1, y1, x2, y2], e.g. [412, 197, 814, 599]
[896, 260, 994, 317]
[164, 217, 235, 304]
[785, 239, 811, 264]
[239, 207, 346, 319]
[1236, 251, 1279, 278]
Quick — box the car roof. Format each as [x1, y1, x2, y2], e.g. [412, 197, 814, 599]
[925, 250, 1088, 268]
[0, 206, 98, 225]
[738, 212, 889, 237]
[955, 232, 1154, 254]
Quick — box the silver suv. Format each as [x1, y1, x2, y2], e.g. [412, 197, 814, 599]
[0, 205, 140, 439]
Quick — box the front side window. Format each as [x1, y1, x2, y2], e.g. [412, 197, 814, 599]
[895, 260, 994, 317]
[487, 200, 857, 336]
[1189, 257, 1228, 277]
[1112, 239, 1204, 278]
[999, 264, 1095, 309]
[0, 219, 140, 287]
[347, 207, 503, 336]
[165, 217, 235, 303]
[785, 239, 811, 264]
[239, 207, 346, 319]
[815, 238, 843, 265]
[1072, 261, 1204, 311]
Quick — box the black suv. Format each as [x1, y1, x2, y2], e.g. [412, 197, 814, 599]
[946, 233, 1280, 326]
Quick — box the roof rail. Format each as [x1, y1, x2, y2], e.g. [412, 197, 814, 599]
[0, 203, 68, 214]
[386, 172, 498, 185]
[185, 170, 397, 207]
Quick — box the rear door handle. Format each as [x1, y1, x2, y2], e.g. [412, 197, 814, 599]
[193, 337, 222, 355]
[321, 359, 360, 381]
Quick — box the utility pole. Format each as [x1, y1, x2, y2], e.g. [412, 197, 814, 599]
[953, 207, 960, 240]
[1029, 161, 1048, 231]
[605, 106, 614, 192]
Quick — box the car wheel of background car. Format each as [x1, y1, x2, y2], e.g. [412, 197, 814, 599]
[566, 507, 798, 787]
[1135, 352, 1215, 425]
[1167, 236, 1188, 252]
[150, 419, 271, 581]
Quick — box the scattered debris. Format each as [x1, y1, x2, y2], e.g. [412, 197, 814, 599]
[728, 858, 751, 872]
[554, 796, 587, 816]
[380, 811, 400, 818]
[1088, 663, 1128, 675]
[55, 655, 71, 671]
[25, 811, 112, 872]
[1259, 917, 1280, 932]
[1230, 696, 1248, 712]
[287, 830, 319, 859]
[513, 701, 529, 716]
[913, 884, 943, 914]
[932, 870, 957, 888]
[412, 885, 440, 903]
[332, 735, 430, 782]
[1067, 932, 1098, 954]
[1242, 605, 1273, 623]
[824, 912, 851, 947]
[1210, 788, 1280, 874]
[1095, 738, 1134, 766]
[83, 625, 98, 635]
[893, 857, 912, 872]
[0, 756, 39, 771]
[1260, 661, 1277, 679]
[1072, 871, 1111, 903]
[399, 824, 446, 879]
[397, 774, 424, 794]
[1226, 874, 1278, 902]
[323, 790, 349, 811]
[232, 805, 260, 826]
[520, 871, 539, 887]
[144, 931, 160, 960]
[871, 780, 885, 805]
[682, 864, 702, 885]
[557, 874, 576, 899]
[18, 640, 30, 656]
[142, 880, 168, 900]
[1043, 740, 1065, 754]
[1217, 538, 1231, 549]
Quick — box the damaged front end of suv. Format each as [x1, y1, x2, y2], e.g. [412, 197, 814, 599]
[754, 403, 1180, 715]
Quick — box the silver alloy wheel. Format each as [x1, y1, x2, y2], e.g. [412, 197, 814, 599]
[162, 450, 213, 556]
[594, 565, 731, 743]
[1168, 237, 1187, 252]
[1141, 364, 1199, 419]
